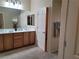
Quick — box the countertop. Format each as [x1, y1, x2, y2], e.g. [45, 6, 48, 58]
[0, 28, 36, 34]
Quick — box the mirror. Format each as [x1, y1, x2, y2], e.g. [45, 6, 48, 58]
[0, 7, 21, 29]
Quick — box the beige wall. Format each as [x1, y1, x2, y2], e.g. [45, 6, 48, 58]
[30, 0, 53, 27]
[51, 0, 61, 52]
[31, 0, 52, 12]
[21, 0, 31, 11]
[58, 0, 68, 59]
[18, 11, 30, 27]
[18, 0, 51, 28]
[47, 0, 62, 52]
[18, 0, 31, 27]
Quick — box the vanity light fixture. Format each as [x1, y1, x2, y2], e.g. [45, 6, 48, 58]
[6, 0, 21, 5]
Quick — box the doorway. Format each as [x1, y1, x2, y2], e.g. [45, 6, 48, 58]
[36, 0, 62, 58]
[47, 0, 62, 56]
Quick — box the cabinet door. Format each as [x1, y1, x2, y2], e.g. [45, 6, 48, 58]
[0, 35, 4, 51]
[4, 34, 13, 50]
[29, 32, 35, 44]
[14, 33, 24, 48]
[24, 32, 29, 45]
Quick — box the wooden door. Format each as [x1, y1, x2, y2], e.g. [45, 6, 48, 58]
[29, 32, 35, 44]
[63, 0, 79, 59]
[4, 34, 13, 50]
[0, 35, 4, 51]
[24, 32, 29, 45]
[14, 33, 24, 48]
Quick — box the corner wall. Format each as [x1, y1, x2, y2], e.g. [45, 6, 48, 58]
[47, 0, 62, 52]
[31, 0, 52, 12]
[18, 0, 31, 27]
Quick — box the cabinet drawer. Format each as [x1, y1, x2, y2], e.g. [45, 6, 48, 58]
[14, 33, 24, 36]
[14, 33, 24, 48]
[14, 38, 23, 48]
[14, 36, 23, 39]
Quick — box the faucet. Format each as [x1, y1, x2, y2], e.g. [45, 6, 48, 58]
[13, 23, 18, 31]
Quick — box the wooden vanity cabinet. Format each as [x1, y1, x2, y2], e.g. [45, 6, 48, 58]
[24, 32, 36, 45]
[14, 33, 24, 48]
[0, 31, 36, 52]
[4, 34, 13, 50]
[29, 32, 35, 44]
[0, 35, 4, 51]
[24, 32, 29, 45]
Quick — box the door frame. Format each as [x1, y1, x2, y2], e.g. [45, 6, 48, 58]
[62, 0, 79, 59]
[58, 0, 69, 59]
[45, 7, 49, 52]
[58, 0, 79, 59]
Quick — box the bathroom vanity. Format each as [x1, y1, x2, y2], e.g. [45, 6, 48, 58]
[0, 0, 36, 52]
[0, 30, 36, 52]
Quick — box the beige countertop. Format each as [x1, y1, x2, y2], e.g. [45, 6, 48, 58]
[0, 28, 36, 34]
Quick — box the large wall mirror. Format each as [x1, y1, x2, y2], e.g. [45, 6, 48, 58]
[0, 7, 21, 29]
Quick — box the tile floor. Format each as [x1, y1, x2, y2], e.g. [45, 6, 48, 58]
[0, 46, 58, 59]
